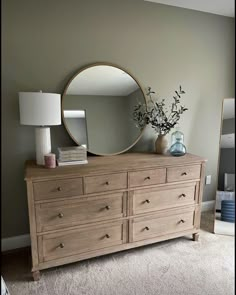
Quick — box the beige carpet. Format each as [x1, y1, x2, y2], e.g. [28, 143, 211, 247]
[2, 212, 234, 295]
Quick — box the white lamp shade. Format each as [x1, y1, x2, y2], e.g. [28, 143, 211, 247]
[19, 92, 61, 126]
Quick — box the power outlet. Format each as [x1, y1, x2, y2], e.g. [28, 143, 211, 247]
[205, 175, 211, 185]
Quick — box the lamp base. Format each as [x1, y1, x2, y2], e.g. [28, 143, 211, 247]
[35, 127, 51, 165]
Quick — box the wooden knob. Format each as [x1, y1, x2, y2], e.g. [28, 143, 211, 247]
[105, 181, 109, 185]
[181, 172, 187, 176]
[57, 187, 62, 191]
[179, 219, 185, 223]
[145, 176, 151, 180]
[179, 194, 186, 198]
[105, 234, 110, 238]
[58, 213, 64, 218]
[145, 199, 151, 203]
[59, 243, 65, 248]
[145, 226, 150, 231]
[105, 205, 111, 210]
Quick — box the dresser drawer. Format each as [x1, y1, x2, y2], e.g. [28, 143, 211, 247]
[36, 192, 127, 232]
[84, 173, 127, 194]
[132, 210, 194, 242]
[129, 168, 166, 188]
[167, 165, 201, 183]
[33, 178, 83, 201]
[133, 183, 196, 215]
[38, 221, 127, 262]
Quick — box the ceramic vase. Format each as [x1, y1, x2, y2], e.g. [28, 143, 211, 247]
[155, 134, 168, 154]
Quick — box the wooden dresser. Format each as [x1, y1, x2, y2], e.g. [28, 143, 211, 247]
[24, 153, 206, 280]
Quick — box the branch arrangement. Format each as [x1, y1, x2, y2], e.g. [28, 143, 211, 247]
[133, 86, 188, 135]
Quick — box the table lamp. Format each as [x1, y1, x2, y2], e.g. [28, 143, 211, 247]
[19, 91, 61, 165]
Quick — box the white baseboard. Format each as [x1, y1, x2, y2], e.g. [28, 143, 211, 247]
[201, 200, 215, 212]
[1, 234, 31, 252]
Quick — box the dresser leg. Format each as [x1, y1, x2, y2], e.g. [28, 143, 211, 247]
[192, 233, 199, 241]
[32, 271, 40, 281]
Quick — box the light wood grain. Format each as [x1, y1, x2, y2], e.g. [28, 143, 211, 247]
[26, 181, 39, 269]
[25, 153, 206, 181]
[132, 209, 194, 242]
[33, 178, 83, 201]
[129, 168, 166, 187]
[132, 183, 196, 215]
[24, 152, 206, 279]
[36, 228, 198, 271]
[167, 164, 201, 182]
[35, 192, 126, 232]
[84, 172, 127, 194]
[38, 220, 127, 262]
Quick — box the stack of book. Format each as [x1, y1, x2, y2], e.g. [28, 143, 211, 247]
[57, 146, 88, 166]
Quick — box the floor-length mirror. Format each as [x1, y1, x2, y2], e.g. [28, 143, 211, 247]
[214, 98, 235, 236]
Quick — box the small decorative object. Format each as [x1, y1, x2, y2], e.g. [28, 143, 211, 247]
[169, 126, 187, 156]
[44, 153, 56, 168]
[57, 145, 88, 166]
[155, 134, 169, 154]
[133, 86, 188, 154]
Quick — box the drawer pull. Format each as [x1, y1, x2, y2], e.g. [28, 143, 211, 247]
[57, 187, 62, 191]
[179, 194, 186, 198]
[144, 176, 151, 180]
[105, 205, 111, 210]
[58, 213, 64, 218]
[145, 199, 151, 204]
[58, 243, 65, 249]
[105, 234, 110, 238]
[144, 226, 150, 231]
[105, 181, 109, 185]
[179, 219, 185, 223]
[181, 172, 187, 176]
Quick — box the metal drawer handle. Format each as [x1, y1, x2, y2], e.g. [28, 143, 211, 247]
[105, 205, 111, 210]
[57, 187, 62, 191]
[58, 213, 64, 218]
[105, 234, 110, 238]
[179, 219, 185, 223]
[179, 194, 186, 198]
[181, 172, 187, 176]
[105, 181, 109, 185]
[144, 176, 151, 180]
[144, 226, 150, 231]
[58, 243, 65, 249]
[145, 199, 151, 204]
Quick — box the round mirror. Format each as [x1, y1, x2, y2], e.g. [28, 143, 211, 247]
[62, 63, 147, 155]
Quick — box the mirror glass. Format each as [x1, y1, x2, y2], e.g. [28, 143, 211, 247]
[214, 98, 235, 236]
[62, 64, 146, 155]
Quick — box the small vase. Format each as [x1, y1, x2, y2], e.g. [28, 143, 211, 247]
[155, 134, 168, 154]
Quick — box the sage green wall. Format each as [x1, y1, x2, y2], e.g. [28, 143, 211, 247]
[63, 94, 142, 154]
[2, 0, 235, 238]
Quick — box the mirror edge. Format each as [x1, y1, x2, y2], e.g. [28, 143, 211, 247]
[61, 62, 148, 156]
[213, 97, 235, 234]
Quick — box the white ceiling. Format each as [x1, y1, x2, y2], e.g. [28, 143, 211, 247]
[144, 0, 235, 17]
[66, 66, 139, 96]
[220, 133, 235, 148]
[223, 99, 235, 119]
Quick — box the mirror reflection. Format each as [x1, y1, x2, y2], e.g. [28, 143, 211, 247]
[62, 64, 146, 155]
[214, 98, 235, 236]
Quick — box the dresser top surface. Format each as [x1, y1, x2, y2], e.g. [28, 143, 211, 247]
[24, 152, 206, 181]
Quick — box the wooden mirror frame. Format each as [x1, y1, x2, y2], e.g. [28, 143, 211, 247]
[61, 62, 147, 156]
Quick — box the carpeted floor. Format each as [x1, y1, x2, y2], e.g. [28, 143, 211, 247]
[2, 212, 234, 295]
